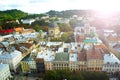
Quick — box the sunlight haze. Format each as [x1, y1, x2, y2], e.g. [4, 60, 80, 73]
[0, 0, 120, 13]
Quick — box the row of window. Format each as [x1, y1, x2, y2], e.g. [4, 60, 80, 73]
[103, 69, 120, 71]
[104, 65, 120, 67]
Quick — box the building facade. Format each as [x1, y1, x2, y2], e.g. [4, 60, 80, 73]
[0, 64, 11, 80]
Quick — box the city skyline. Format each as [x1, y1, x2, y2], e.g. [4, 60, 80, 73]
[0, 0, 120, 14]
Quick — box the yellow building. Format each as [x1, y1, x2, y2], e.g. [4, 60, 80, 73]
[48, 23, 60, 38]
[86, 48, 103, 71]
[44, 62, 53, 70]
[21, 61, 30, 73]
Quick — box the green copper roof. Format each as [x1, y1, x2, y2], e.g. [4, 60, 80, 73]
[83, 39, 98, 43]
[54, 52, 69, 61]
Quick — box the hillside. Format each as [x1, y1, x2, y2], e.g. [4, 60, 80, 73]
[0, 9, 28, 21]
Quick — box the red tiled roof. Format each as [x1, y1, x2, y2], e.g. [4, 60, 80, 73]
[15, 27, 24, 32]
[15, 43, 33, 53]
[94, 44, 110, 54]
[17, 43, 33, 48]
[106, 35, 120, 41]
[86, 48, 103, 60]
[0, 29, 13, 34]
[78, 50, 86, 61]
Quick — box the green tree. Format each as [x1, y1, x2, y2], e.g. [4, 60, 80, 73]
[69, 19, 77, 27]
[61, 32, 69, 42]
[34, 25, 40, 32]
[58, 23, 73, 32]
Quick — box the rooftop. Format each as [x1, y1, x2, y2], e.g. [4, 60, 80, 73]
[54, 52, 69, 61]
[103, 53, 120, 63]
[83, 39, 98, 43]
[22, 32, 38, 38]
[46, 42, 63, 47]
[113, 44, 120, 52]
[69, 53, 78, 61]
[78, 50, 86, 61]
[0, 50, 22, 59]
[0, 64, 9, 71]
[106, 35, 120, 42]
[86, 48, 103, 60]
[37, 50, 55, 61]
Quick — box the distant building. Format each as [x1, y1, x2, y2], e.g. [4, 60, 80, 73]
[48, 23, 60, 38]
[0, 50, 22, 72]
[36, 58, 45, 73]
[69, 53, 78, 70]
[86, 47, 103, 71]
[102, 29, 120, 60]
[0, 29, 14, 35]
[37, 47, 55, 70]
[78, 50, 87, 71]
[53, 52, 69, 70]
[21, 56, 36, 73]
[0, 64, 11, 80]
[21, 19, 35, 25]
[102, 53, 120, 73]
[74, 22, 97, 43]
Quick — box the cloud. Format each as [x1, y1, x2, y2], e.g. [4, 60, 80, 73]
[0, 0, 120, 13]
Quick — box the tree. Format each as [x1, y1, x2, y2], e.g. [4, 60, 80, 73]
[61, 33, 69, 42]
[57, 23, 73, 32]
[34, 25, 40, 32]
[69, 19, 77, 27]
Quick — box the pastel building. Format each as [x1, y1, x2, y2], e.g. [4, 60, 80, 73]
[0, 64, 11, 80]
[69, 53, 78, 70]
[102, 53, 120, 73]
[53, 53, 69, 70]
[21, 56, 37, 73]
[86, 48, 103, 71]
[21, 19, 35, 25]
[37, 50, 55, 70]
[0, 50, 22, 72]
[78, 50, 87, 71]
[48, 23, 60, 38]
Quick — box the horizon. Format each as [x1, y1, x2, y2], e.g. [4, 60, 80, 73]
[1, 0, 120, 14]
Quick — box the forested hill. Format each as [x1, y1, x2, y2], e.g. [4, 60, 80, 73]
[0, 9, 94, 21]
[0, 9, 28, 20]
[0, 9, 47, 21]
[0, 9, 119, 20]
[46, 10, 94, 18]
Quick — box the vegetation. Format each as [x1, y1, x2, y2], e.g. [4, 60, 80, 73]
[0, 9, 27, 21]
[0, 9, 47, 30]
[1, 9, 119, 30]
[46, 10, 93, 18]
[51, 32, 74, 42]
[22, 14, 45, 19]
[57, 23, 73, 32]
[42, 70, 109, 80]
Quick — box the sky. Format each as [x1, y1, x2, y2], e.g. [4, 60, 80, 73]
[0, 0, 120, 14]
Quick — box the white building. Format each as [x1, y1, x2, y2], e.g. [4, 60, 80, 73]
[103, 29, 117, 37]
[69, 53, 78, 70]
[0, 64, 11, 80]
[21, 19, 35, 25]
[0, 50, 22, 72]
[37, 49, 55, 70]
[102, 53, 120, 73]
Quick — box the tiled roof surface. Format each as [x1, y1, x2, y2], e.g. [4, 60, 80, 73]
[106, 35, 120, 41]
[54, 52, 69, 61]
[86, 48, 103, 60]
[78, 50, 86, 61]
